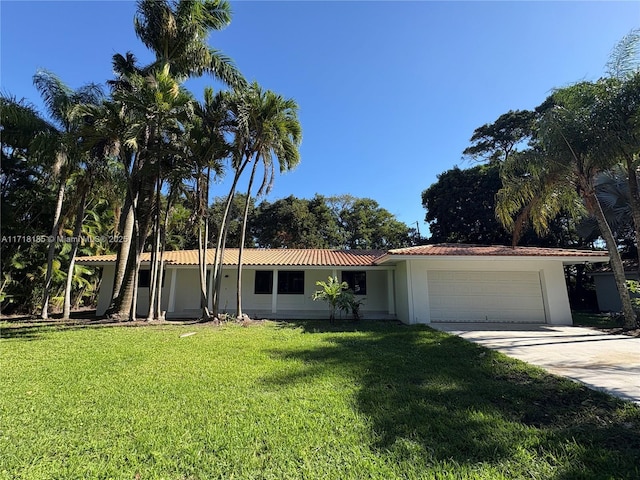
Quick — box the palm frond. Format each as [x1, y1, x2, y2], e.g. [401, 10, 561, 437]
[0, 95, 57, 148]
[606, 28, 640, 79]
[33, 69, 73, 127]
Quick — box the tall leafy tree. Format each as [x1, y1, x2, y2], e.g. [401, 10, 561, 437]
[596, 73, 640, 274]
[117, 67, 194, 321]
[1, 92, 120, 315]
[422, 164, 513, 245]
[253, 195, 335, 248]
[252, 194, 416, 249]
[335, 197, 413, 249]
[463, 110, 536, 164]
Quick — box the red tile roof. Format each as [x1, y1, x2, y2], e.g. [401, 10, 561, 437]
[380, 244, 609, 259]
[76, 244, 609, 267]
[76, 248, 386, 267]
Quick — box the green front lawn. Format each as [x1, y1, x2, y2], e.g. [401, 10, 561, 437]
[1, 320, 638, 479]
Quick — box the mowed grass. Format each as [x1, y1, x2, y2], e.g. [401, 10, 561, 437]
[1, 320, 639, 480]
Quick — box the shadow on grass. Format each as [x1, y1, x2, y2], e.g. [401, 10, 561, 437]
[267, 320, 640, 479]
[0, 313, 197, 341]
[274, 318, 407, 333]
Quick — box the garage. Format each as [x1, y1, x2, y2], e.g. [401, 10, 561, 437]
[427, 270, 546, 323]
[373, 244, 610, 326]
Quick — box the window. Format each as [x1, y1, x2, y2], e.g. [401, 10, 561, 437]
[138, 269, 165, 288]
[254, 271, 273, 294]
[278, 271, 305, 294]
[342, 271, 367, 295]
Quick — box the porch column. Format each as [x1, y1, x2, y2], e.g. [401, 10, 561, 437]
[271, 269, 278, 314]
[332, 268, 337, 280]
[207, 264, 214, 311]
[168, 268, 177, 313]
[387, 269, 395, 315]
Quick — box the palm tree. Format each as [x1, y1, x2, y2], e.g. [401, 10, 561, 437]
[496, 148, 585, 246]
[596, 29, 640, 276]
[185, 88, 229, 319]
[226, 83, 302, 318]
[31, 70, 104, 319]
[576, 169, 637, 243]
[104, 0, 245, 321]
[312, 276, 349, 322]
[75, 97, 133, 309]
[497, 80, 638, 328]
[597, 73, 640, 275]
[1, 95, 58, 313]
[133, 0, 245, 88]
[111, 67, 194, 321]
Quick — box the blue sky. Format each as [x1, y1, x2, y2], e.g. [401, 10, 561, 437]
[1, 1, 639, 235]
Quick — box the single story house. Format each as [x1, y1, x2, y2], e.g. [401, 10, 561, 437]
[77, 244, 609, 325]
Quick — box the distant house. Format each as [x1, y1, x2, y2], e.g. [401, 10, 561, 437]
[590, 261, 638, 312]
[77, 244, 608, 325]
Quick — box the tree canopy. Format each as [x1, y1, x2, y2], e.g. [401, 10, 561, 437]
[253, 194, 418, 250]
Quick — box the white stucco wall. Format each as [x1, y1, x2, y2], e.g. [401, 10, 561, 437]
[356, 270, 388, 311]
[96, 265, 174, 317]
[537, 260, 574, 325]
[394, 261, 410, 323]
[96, 265, 115, 316]
[394, 257, 574, 325]
[154, 266, 394, 319]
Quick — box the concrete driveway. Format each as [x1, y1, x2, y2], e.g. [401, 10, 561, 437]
[430, 323, 640, 404]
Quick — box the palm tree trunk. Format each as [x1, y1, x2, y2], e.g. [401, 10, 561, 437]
[156, 184, 174, 321]
[213, 214, 233, 316]
[202, 167, 211, 316]
[110, 195, 134, 306]
[583, 182, 637, 328]
[130, 230, 141, 321]
[41, 177, 66, 319]
[211, 160, 250, 317]
[197, 168, 211, 319]
[146, 217, 160, 321]
[107, 149, 140, 318]
[236, 161, 258, 318]
[147, 175, 162, 321]
[197, 218, 210, 318]
[110, 173, 154, 320]
[511, 201, 534, 247]
[113, 220, 139, 321]
[62, 190, 87, 320]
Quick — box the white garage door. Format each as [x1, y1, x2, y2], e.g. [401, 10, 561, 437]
[428, 271, 546, 323]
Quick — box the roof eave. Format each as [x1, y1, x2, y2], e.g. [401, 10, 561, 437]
[374, 253, 610, 265]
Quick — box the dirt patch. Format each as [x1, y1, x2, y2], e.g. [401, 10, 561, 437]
[240, 318, 267, 327]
